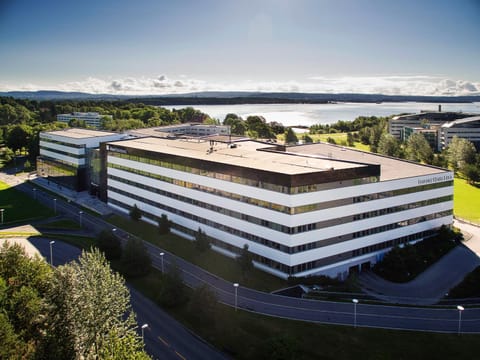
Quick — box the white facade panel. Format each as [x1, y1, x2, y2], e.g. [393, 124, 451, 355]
[289, 216, 452, 266]
[39, 140, 84, 155]
[39, 149, 84, 166]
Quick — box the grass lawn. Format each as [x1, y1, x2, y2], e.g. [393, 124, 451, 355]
[0, 180, 54, 226]
[37, 233, 96, 250]
[107, 215, 286, 292]
[454, 178, 480, 224]
[38, 219, 81, 230]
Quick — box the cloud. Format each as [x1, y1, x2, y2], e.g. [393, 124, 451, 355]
[0, 75, 479, 96]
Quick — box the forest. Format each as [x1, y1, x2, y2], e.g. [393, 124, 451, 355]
[0, 96, 478, 183]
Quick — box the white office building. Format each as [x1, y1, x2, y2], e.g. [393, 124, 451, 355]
[57, 112, 112, 128]
[104, 137, 453, 279]
[37, 128, 125, 191]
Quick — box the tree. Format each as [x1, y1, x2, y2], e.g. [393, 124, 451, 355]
[97, 230, 122, 260]
[378, 133, 401, 157]
[346, 132, 355, 147]
[405, 133, 433, 163]
[303, 134, 313, 143]
[246, 116, 274, 139]
[284, 127, 298, 144]
[195, 227, 211, 252]
[156, 263, 188, 308]
[237, 244, 254, 279]
[0, 242, 54, 358]
[447, 136, 477, 171]
[188, 285, 218, 325]
[461, 163, 480, 184]
[158, 214, 171, 235]
[129, 203, 142, 221]
[6, 124, 33, 154]
[49, 249, 149, 359]
[120, 238, 152, 277]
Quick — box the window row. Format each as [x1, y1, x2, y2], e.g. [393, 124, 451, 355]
[109, 174, 451, 235]
[108, 189, 452, 255]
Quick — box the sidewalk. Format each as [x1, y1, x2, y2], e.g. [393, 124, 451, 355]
[29, 176, 113, 216]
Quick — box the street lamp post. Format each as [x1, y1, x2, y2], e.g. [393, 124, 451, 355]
[233, 283, 239, 311]
[79, 211, 83, 227]
[0, 209, 4, 224]
[53, 198, 57, 214]
[457, 305, 465, 335]
[49, 241, 55, 266]
[141, 323, 148, 344]
[352, 299, 359, 328]
[160, 252, 165, 274]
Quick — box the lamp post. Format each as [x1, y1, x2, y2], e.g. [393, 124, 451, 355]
[352, 299, 359, 328]
[0, 209, 4, 224]
[233, 283, 239, 311]
[33, 188, 37, 200]
[160, 252, 165, 274]
[49, 241, 55, 266]
[457, 305, 465, 335]
[53, 198, 57, 214]
[79, 211, 83, 227]
[141, 323, 148, 344]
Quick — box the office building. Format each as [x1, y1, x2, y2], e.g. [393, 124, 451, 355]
[104, 137, 453, 279]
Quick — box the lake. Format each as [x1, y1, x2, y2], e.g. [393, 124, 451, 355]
[164, 102, 480, 127]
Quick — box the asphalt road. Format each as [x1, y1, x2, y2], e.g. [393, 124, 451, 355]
[28, 237, 229, 360]
[9, 178, 480, 334]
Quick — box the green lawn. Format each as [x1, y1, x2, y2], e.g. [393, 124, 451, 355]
[0, 180, 54, 226]
[107, 215, 286, 292]
[454, 178, 480, 224]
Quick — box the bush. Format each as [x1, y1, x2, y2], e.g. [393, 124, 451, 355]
[97, 230, 122, 260]
[120, 238, 151, 277]
[129, 204, 141, 221]
[373, 225, 458, 282]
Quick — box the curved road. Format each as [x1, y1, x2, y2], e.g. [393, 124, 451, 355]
[11, 179, 480, 334]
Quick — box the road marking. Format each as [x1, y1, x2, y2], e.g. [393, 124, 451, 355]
[158, 336, 170, 347]
[175, 351, 186, 360]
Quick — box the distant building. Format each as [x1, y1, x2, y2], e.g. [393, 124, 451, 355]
[438, 116, 480, 151]
[128, 123, 230, 138]
[57, 112, 112, 128]
[37, 128, 125, 192]
[389, 110, 479, 151]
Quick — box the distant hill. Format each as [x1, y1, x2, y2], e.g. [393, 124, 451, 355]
[1, 90, 480, 104]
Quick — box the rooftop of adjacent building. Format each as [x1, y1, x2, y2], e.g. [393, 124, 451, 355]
[107, 136, 446, 181]
[41, 128, 120, 139]
[391, 111, 478, 122]
[441, 115, 480, 128]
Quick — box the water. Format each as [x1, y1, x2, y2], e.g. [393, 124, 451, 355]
[164, 102, 480, 127]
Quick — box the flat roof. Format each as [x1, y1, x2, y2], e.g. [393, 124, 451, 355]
[107, 137, 447, 180]
[108, 137, 366, 175]
[42, 128, 119, 139]
[287, 143, 445, 181]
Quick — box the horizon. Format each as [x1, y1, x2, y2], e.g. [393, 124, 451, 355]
[1, 0, 479, 96]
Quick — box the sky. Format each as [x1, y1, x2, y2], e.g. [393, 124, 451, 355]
[0, 0, 479, 96]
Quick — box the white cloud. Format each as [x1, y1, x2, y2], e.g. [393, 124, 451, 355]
[0, 75, 479, 96]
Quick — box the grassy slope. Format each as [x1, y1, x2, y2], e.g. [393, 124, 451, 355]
[454, 178, 480, 223]
[0, 181, 53, 226]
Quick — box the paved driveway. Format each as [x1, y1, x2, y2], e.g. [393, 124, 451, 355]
[359, 220, 480, 305]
